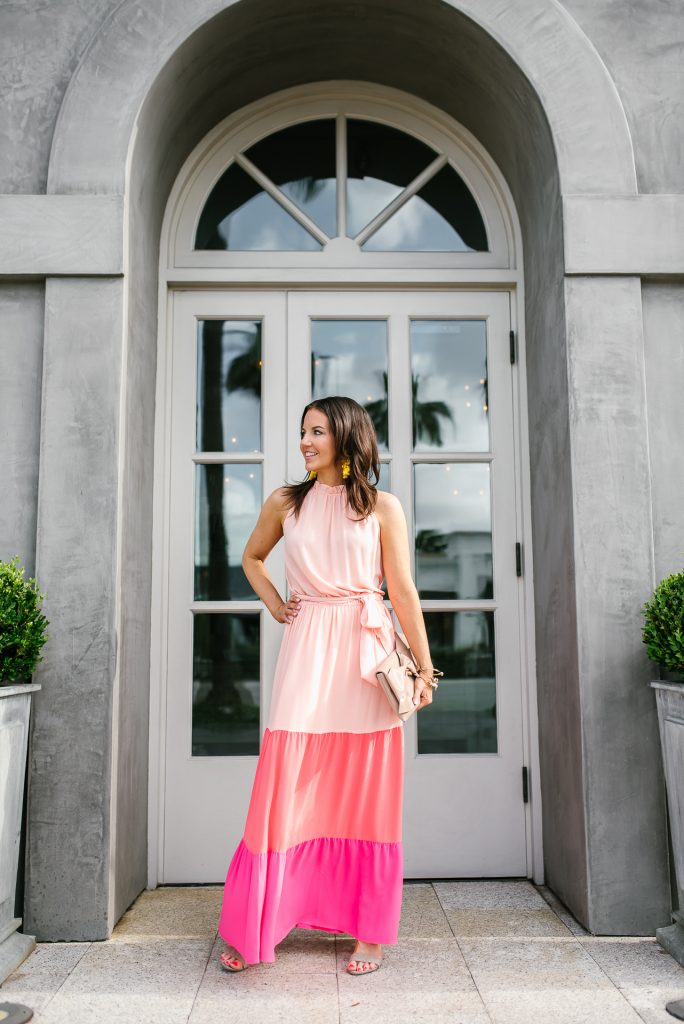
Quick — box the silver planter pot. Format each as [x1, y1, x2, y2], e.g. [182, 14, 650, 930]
[0, 681, 40, 984]
[651, 679, 684, 966]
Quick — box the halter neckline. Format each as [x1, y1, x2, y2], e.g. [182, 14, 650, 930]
[313, 479, 346, 492]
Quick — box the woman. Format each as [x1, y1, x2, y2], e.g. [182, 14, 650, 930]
[216, 395, 438, 975]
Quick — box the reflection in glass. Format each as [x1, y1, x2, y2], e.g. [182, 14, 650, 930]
[417, 611, 496, 754]
[195, 464, 261, 600]
[347, 119, 436, 238]
[411, 320, 489, 452]
[194, 162, 322, 251]
[196, 320, 262, 453]
[376, 462, 391, 493]
[362, 164, 488, 252]
[245, 119, 336, 237]
[414, 463, 492, 600]
[192, 613, 260, 756]
[311, 320, 389, 450]
[376, 464, 391, 597]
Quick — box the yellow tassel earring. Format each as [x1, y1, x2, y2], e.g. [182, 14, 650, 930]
[308, 469, 317, 479]
[341, 455, 351, 479]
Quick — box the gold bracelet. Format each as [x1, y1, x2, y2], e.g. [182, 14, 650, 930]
[416, 666, 444, 690]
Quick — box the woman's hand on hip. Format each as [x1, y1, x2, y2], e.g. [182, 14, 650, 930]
[273, 595, 301, 623]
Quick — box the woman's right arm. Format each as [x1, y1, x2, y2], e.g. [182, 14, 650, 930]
[241, 487, 302, 624]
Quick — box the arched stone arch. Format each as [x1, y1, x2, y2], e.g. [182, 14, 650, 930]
[28, 0, 670, 946]
[47, 0, 636, 196]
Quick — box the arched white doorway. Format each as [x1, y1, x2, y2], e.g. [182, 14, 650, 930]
[151, 82, 540, 885]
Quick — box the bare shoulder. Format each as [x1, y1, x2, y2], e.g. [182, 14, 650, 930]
[264, 485, 292, 527]
[268, 485, 291, 505]
[374, 489, 404, 530]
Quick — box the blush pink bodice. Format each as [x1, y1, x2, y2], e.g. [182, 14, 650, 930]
[282, 479, 396, 687]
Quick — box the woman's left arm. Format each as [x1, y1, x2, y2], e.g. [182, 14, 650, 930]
[376, 491, 436, 705]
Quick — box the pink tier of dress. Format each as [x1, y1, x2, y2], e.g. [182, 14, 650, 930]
[217, 478, 404, 963]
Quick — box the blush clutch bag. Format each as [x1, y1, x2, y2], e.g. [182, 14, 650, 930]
[374, 630, 443, 722]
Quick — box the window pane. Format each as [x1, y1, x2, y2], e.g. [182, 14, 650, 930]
[414, 463, 492, 601]
[311, 320, 389, 451]
[245, 119, 336, 237]
[192, 613, 260, 756]
[417, 611, 497, 754]
[347, 119, 436, 237]
[411, 320, 489, 452]
[377, 464, 391, 596]
[194, 162, 322, 251]
[377, 462, 391, 493]
[195, 464, 261, 601]
[362, 164, 488, 251]
[196, 320, 262, 453]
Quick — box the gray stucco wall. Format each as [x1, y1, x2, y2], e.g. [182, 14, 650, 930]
[642, 283, 684, 581]
[0, 0, 681, 940]
[562, 0, 684, 193]
[23, 278, 123, 939]
[565, 276, 671, 932]
[0, 284, 44, 576]
[0, 1, 115, 194]
[517, 191, 587, 921]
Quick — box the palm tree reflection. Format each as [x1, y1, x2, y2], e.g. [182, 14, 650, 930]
[363, 366, 460, 451]
[193, 320, 261, 755]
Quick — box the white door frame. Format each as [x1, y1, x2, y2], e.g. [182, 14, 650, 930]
[149, 281, 543, 886]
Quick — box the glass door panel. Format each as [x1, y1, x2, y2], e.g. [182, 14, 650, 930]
[194, 463, 262, 601]
[419, 610, 496, 754]
[195, 319, 263, 452]
[310, 319, 389, 450]
[411, 319, 489, 451]
[411, 316, 496, 758]
[414, 462, 492, 601]
[163, 291, 286, 882]
[192, 613, 261, 756]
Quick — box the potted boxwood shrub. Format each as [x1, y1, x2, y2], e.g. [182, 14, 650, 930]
[0, 555, 48, 983]
[644, 569, 684, 967]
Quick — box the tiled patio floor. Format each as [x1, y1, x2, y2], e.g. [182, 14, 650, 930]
[2, 881, 683, 1023]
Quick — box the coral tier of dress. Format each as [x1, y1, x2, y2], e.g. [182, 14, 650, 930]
[217, 479, 404, 964]
[244, 726, 403, 852]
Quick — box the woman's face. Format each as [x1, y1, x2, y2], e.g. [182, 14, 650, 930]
[300, 409, 338, 474]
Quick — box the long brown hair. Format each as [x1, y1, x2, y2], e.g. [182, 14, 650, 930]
[281, 396, 380, 521]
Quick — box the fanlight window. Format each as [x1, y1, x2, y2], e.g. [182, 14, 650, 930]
[194, 117, 488, 253]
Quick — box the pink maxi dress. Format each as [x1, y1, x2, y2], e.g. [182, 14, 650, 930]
[217, 477, 404, 963]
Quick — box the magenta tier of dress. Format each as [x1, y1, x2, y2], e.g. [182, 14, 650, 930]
[217, 478, 405, 964]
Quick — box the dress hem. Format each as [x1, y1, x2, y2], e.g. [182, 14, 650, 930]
[218, 835, 404, 963]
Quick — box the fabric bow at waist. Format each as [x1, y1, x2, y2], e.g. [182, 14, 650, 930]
[292, 591, 396, 687]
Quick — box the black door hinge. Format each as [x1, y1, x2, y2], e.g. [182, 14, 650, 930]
[509, 330, 516, 364]
[515, 542, 523, 577]
[522, 766, 529, 803]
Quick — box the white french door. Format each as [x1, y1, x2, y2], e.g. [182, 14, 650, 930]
[159, 288, 528, 882]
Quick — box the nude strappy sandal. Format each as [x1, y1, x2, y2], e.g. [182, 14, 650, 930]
[346, 942, 383, 975]
[219, 949, 249, 972]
